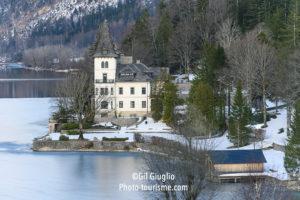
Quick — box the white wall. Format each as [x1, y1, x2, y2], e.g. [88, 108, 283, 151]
[94, 56, 152, 118]
[115, 82, 151, 113]
[94, 57, 117, 80]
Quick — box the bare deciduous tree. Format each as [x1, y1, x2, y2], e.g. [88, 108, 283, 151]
[216, 18, 240, 50]
[56, 72, 94, 139]
[252, 35, 276, 127]
[227, 30, 257, 105]
[56, 70, 112, 139]
[241, 176, 291, 200]
[143, 107, 215, 200]
[284, 49, 300, 134]
[228, 26, 276, 127]
[23, 45, 75, 69]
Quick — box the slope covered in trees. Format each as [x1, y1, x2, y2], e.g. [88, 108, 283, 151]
[0, 0, 159, 61]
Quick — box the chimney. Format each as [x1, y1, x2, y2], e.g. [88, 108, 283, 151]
[119, 55, 133, 64]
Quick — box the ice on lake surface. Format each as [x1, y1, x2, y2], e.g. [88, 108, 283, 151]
[0, 98, 145, 200]
[0, 98, 298, 200]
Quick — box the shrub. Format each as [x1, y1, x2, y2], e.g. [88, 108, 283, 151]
[84, 142, 94, 149]
[83, 122, 93, 129]
[59, 135, 69, 141]
[278, 128, 284, 134]
[102, 137, 129, 142]
[124, 145, 130, 151]
[67, 130, 80, 135]
[61, 123, 79, 130]
[261, 124, 268, 128]
[134, 133, 144, 143]
[270, 113, 277, 119]
[252, 112, 271, 124]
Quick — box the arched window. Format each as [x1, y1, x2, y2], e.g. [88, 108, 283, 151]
[101, 101, 109, 109]
[101, 61, 105, 68]
[105, 61, 109, 68]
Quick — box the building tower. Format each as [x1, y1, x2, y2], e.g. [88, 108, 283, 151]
[93, 20, 118, 119]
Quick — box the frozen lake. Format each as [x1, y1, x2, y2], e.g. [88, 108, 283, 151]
[0, 97, 298, 199]
[0, 98, 147, 200]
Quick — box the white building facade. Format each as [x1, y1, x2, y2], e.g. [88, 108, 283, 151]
[91, 21, 164, 121]
[94, 55, 152, 119]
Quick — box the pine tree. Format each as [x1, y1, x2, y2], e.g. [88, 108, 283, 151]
[285, 100, 300, 177]
[162, 79, 178, 125]
[200, 43, 226, 88]
[122, 9, 154, 65]
[155, 1, 172, 68]
[284, 0, 300, 48]
[266, 8, 288, 49]
[151, 80, 164, 122]
[228, 81, 251, 147]
[152, 93, 163, 121]
[189, 79, 216, 129]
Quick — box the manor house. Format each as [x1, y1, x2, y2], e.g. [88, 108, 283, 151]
[93, 22, 164, 121]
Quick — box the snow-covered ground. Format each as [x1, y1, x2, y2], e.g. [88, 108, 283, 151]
[48, 117, 173, 141]
[207, 108, 289, 180]
[47, 101, 289, 180]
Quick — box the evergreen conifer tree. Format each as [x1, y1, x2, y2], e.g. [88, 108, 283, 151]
[151, 80, 164, 122]
[283, 0, 300, 48]
[162, 79, 178, 125]
[189, 79, 216, 129]
[285, 100, 300, 176]
[228, 81, 251, 147]
[155, 1, 172, 68]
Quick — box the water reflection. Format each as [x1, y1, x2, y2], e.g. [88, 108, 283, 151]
[0, 69, 65, 98]
[0, 151, 145, 200]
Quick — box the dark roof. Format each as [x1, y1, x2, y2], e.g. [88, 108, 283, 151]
[210, 149, 267, 164]
[116, 63, 153, 82]
[93, 20, 118, 58]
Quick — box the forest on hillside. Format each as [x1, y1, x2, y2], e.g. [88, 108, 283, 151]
[119, 0, 299, 177]
[45, 0, 300, 194]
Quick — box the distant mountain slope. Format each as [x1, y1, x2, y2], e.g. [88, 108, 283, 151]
[0, 0, 158, 61]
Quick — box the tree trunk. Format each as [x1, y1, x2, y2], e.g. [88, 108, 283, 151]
[227, 87, 231, 116]
[78, 116, 84, 140]
[237, 122, 240, 149]
[275, 98, 278, 114]
[262, 85, 267, 127]
[287, 103, 292, 135]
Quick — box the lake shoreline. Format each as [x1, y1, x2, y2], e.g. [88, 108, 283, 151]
[32, 139, 143, 152]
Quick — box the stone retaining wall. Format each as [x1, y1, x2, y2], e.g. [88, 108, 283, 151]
[32, 140, 137, 152]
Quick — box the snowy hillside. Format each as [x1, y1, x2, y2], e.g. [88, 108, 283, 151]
[0, 0, 158, 60]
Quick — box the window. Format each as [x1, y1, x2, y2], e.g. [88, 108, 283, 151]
[119, 87, 123, 95]
[119, 101, 123, 108]
[103, 73, 107, 83]
[142, 87, 146, 95]
[130, 101, 135, 108]
[105, 61, 109, 68]
[111, 101, 113, 109]
[101, 101, 109, 109]
[142, 101, 147, 108]
[111, 88, 114, 95]
[101, 61, 105, 68]
[130, 87, 135, 95]
[100, 88, 108, 95]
